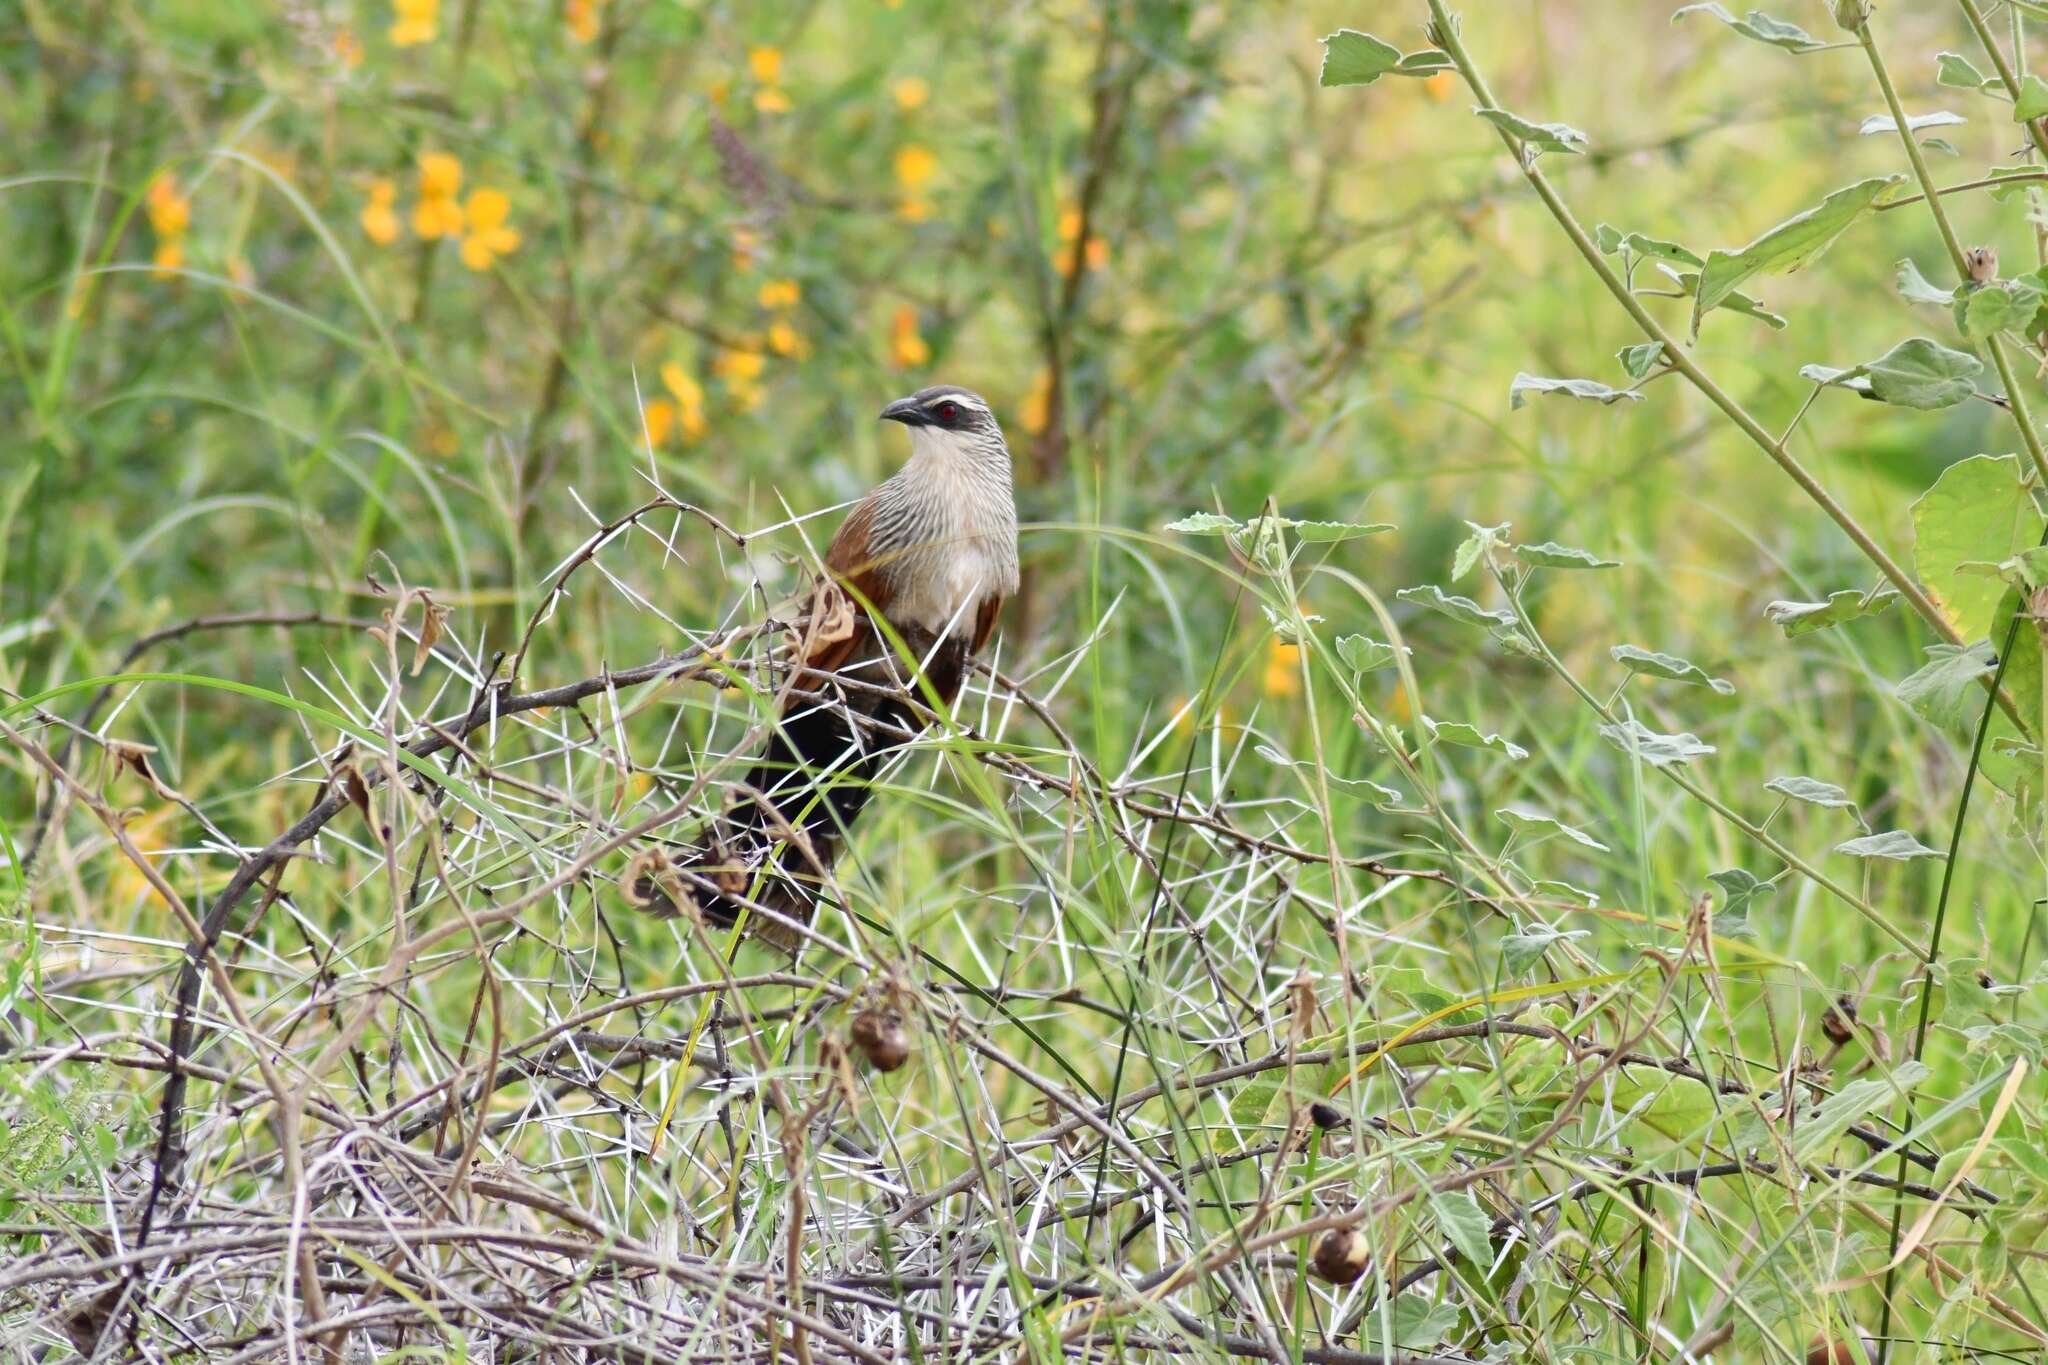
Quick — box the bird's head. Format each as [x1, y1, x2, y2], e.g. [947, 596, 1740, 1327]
[879, 385, 1007, 463]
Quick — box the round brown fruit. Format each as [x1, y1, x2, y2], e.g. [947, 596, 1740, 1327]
[1312, 1227, 1369, 1284]
[850, 1009, 911, 1072]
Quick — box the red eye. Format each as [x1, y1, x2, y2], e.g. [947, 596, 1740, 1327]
[937, 402, 959, 421]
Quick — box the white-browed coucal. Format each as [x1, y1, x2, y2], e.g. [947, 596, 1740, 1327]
[630, 384, 1019, 948]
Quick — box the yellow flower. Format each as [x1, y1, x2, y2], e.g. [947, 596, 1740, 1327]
[389, 0, 438, 46]
[888, 305, 929, 369]
[414, 195, 464, 239]
[758, 278, 801, 309]
[145, 174, 190, 237]
[151, 239, 184, 277]
[1263, 638, 1301, 699]
[896, 197, 932, 223]
[713, 348, 766, 383]
[1060, 233, 1109, 278]
[661, 361, 704, 408]
[566, 0, 603, 42]
[334, 27, 364, 69]
[642, 397, 675, 446]
[767, 320, 808, 357]
[749, 46, 783, 84]
[457, 187, 519, 270]
[893, 144, 937, 191]
[659, 363, 708, 440]
[360, 178, 401, 245]
[417, 152, 462, 200]
[754, 86, 792, 114]
[892, 76, 929, 111]
[1019, 367, 1053, 436]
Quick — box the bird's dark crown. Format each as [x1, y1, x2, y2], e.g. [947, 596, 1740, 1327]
[880, 385, 997, 432]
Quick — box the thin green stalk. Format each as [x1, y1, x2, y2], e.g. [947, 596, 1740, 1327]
[1495, 576, 1925, 957]
[1871, 591, 2029, 1363]
[1422, 0, 1963, 653]
[1859, 17, 2048, 490]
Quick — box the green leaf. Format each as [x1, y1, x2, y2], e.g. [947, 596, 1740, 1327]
[1514, 540, 1620, 569]
[1617, 341, 1667, 379]
[1672, 4, 1825, 53]
[1692, 176, 1901, 334]
[1453, 520, 1510, 580]
[1957, 277, 2046, 340]
[1496, 806, 1608, 852]
[1834, 830, 1946, 860]
[1363, 1294, 1459, 1351]
[1762, 587, 1899, 636]
[1335, 634, 1408, 673]
[1651, 262, 1790, 330]
[1896, 257, 1956, 305]
[1611, 644, 1735, 695]
[1424, 717, 1530, 760]
[1595, 227, 1704, 268]
[1858, 110, 1965, 136]
[1290, 519, 1395, 541]
[1935, 52, 1993, 92]
[1429, 1188, 1494, 1267]
[2016, 74, 2048, 121]
[1913, 454, 2045, 638]
[1532, 879, 1600, 908]
[1792, 1062, 1931, 1164]
[1501, 924, 1591, 974]
[1764, 775, 1857, 810]
[1608, 1069, 1720, 1151]
[1476, 107, 1590, 156]
[1805, 337, 1982, 409]
[1397, 584, 1515, 629]
[1165, 512, 1237, 535]
[1895, 643, 1999, 731]
[1707, 868, 1774, 936]
[1598, 719, 1714, 766]
[1509, 373, 1644, 409]
[1318, 30, 1451, 87]
[1865, 337, 1981, 407]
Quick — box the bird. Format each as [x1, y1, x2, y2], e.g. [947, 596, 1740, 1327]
[628, 384, 1019, 950]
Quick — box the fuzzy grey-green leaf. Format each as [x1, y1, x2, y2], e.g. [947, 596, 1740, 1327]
[1476, 107, 1589, 155]
[1692, 177, 1901, 333]
[1764, 775, 1857, 810]
[1509, 373, 1643, 410]
[1497, 806, 1609, 851]
[1834, 830, 1945, 861]
[1424, 717, 1529, 760]
[1673, 4, 1825, 52]
[1612, 644, 1735, 695]
[1318, 30, 1450, 87]
[1763, 588, 1899, 637]
[1514, 540, 1621, 569]
[1397, 584, 1516, 629]
[1598, 719, 1714, 766]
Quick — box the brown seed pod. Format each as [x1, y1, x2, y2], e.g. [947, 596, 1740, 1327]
[1311, 1227, 1370, 1284]
[1820, 994, 1857, 1046]
[1308, 1101, 1344, 1131]
[850, 1009, 911, 1072]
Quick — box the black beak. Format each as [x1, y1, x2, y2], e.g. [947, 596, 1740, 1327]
[879, 396, 927, 426]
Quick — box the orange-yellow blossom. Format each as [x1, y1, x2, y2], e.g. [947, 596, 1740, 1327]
[390, 0, 438, 46]
[457, 187, 519, 269]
